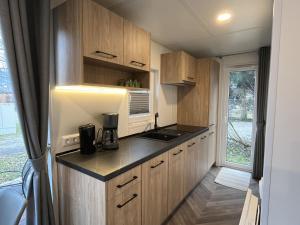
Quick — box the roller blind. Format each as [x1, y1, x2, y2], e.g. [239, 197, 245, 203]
[129, 90, 150, 115]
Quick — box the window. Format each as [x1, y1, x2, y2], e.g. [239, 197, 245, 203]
[128, 90, 150, 116]
[0, 26, 27, 186]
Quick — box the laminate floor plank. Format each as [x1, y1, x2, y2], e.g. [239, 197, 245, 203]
[165, 167, 259, 225]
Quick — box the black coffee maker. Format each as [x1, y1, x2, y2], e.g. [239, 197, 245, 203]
[101, 113, 119, 150]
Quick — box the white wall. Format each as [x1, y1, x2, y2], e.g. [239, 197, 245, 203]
[50, 41, 177, 154]
[262, 0, 300, 225]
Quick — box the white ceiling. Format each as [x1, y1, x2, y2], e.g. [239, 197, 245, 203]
[97, 0, 273, 57]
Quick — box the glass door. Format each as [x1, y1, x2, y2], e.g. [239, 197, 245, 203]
[223, 67, 257, 171]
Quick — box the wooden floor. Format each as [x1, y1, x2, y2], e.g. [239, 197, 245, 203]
[165, 167, 259, 225]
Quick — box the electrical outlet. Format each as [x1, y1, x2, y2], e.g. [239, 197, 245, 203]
[62, 133, 80, 147]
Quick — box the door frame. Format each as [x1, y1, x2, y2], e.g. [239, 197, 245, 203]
[219, 65, 258, 172]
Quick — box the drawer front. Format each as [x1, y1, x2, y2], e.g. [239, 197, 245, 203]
[107, 165, 141, 199]
[107, 182, 141, 225]
[186, 136, 198, 149]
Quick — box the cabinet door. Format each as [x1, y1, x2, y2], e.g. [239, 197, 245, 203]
[124, 20, 150, 71]
[182, 51, 196, 82]
[209, 60, 220, 126]
[107, 182, 141, 225]
[142, 152, 168, 225]
[184, 138, 197, 195]
[168, 145, 185, 214]
[199, 132, 209, 180]
[208, 126, 217, 169]
[83, 0, 123, 64]
[201, 133, 209, 174]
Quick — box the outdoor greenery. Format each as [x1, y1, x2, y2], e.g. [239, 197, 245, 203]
[0, 27, 27, 186]
[226, 70, 255, 166]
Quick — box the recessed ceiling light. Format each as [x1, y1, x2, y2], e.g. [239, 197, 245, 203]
[217, 12, 232, 22]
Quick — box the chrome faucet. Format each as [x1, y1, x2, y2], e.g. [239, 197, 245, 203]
[154, 112, 159, 130]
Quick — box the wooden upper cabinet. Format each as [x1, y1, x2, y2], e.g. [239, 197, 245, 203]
[83, 0, 123, 65]
[124, 20, 151, 71]
[161, 51, 196, 85]
[177, 58, 220, 127]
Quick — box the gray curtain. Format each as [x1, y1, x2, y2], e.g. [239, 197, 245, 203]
[252, 46, 271, 179]
[0, 0, 55, 225]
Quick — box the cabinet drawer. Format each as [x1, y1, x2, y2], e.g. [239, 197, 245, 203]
[107, 182, 141, 225]
[186, 136, 198, 149]
[107, 166, 141, 199]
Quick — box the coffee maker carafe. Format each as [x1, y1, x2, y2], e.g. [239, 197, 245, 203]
[101, 113, 119, 150]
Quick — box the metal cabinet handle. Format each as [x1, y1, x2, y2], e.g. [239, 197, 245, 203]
[130, 60, 146, 67]
[173, 149, 183, 156]
[201, 136, 207, 140]
[188, 142, 196, 148]
[117, 193, 138, 208]
[116, 176, 138, 188]
[209, 132, 214, 135]
[150, 160, 164, 169]
[209, 124, 215, 127]
[95, 50, 117, 59]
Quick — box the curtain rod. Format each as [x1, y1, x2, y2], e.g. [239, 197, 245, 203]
[217, 50, 258, 59]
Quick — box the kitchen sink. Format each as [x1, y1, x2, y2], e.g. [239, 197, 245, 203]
[139, 129, 186, 141]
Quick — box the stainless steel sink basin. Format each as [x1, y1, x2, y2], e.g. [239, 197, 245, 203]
[139, 129, 186, 141]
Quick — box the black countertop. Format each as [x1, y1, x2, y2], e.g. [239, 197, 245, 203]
[56, 125, 208, 182]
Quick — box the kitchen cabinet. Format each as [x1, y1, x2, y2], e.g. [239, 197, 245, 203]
[161, 51, 196, 85]
[57, 132, 210, 225]
[124, 20, 151, 71]
[142, 152, 168, 225]
[184, 137, 198, 195]
[208, 125, 217, 168]
[83, 0, 124, 65]
[107, 182, 141, 225]
[178, 58, 220, 127]
[53, 0, 150, 88]
[199, 132, 209, 177]
[167, 145, 185, 214]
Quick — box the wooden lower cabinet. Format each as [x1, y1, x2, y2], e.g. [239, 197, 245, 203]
[199, 132, 209, 179]
[142, 152, 168, 225]
[208, 125, 217, 169]
[167, 145, 185, 214]
[107, 182, 141, 225]
[57, 134, 211, 225]
[184, 137, 198, 195]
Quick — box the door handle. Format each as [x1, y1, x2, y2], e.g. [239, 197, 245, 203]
[94, 50, 117, 59]
[130, 60, 146, 67]
[116, 176, 138, 188]
[150, 160, 164, 169]
[117, 194, 138, 208]
[173, 149, 183, 156]
[188, 142, 195, 148]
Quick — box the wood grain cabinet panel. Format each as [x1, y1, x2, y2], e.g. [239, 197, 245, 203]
[184, 137, 198, 195]
[208, 125, 217, 168]
[107, 165, 141, 200]
[167, 145, 185, 214]
[107, 182, 142, 225]
[124, 20, 151, 71]
[177, 58, 220, 127]
[199, 132, 209, 178]
[142, 152, 168, 225]
[83, 0, 123, 65]
[161, 51, 196, 85]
